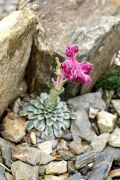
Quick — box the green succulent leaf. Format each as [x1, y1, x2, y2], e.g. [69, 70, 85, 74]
[62, 120, 70, 130]
[26, 121, 35, 130]
[19, 109, 28, 116]
[38, 115, 44, 121]
[54, 128, 62, 138]
[35, 120, 45, 131]
[45, 126, 53, 136]
[64, 113, 70, 119]
[46, 119, 53, 126]
[28, 113, 38, 120]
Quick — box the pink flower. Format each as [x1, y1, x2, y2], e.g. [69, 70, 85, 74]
[65, 44, 79, 58]
[61, 45, 92, 85]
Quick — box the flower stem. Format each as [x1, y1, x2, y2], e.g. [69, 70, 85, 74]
[45, 75, 66, 109]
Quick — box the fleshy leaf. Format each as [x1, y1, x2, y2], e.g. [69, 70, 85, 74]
[38, 115, 44, 121]
[26, 121, 34, 130]
[62, 120, 70, 130]
[19, 110, 28, 116]
[45, 126, 53, 136]
[54, 128, 62, 138]
[46, 119, 53, 126]
[28, 113, 38, 119]
[35, 120, 45, 131]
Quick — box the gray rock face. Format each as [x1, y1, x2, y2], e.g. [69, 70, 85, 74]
[0, 137, 15, 167]
[0, 0, 17, 16]
[111, 100, 120, 115]
[87, 152, 113, 180]
[11, 161, 39, 180]
[18, 0, 120, 98]
[12, 145, 41, 165]
[75, 151, 98, 169]
[91, 133, 109, 152]
[71, 110, 94, 142]
[108, 128, 120, 147]
[68, 92, 106, 111]
[0, 166, 6, 180]
[0, 10, 36, 118]
[69, 173, 82, 180]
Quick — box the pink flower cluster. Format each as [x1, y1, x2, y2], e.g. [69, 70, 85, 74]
[61, 45, 93, 85]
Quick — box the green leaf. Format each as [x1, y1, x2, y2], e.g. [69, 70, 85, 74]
[57, 117, 64, 122]
[40, 93, 48, 99]
[63, 113, 70, 120]
[38, 115, 44, 121]
[70, 113, 76, 120]
[28, 113, 38, 120]
[53, 121, 62, 129]
[19, 109, 29, 116]
[62, 120, 70, 130]
[51, 116, 57, 122]
[45, 126, 53, 136]
[46, 119, 53, 126]
[54, 128, 62, 138]
[35, 120, 45, 131]
[25, 121, 34, 130]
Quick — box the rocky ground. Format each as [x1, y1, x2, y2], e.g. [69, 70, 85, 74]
[0, 90, 119, 179]
[0, 0, 120, 180]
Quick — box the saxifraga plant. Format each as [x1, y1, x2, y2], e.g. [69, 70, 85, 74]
[19, 45, 93, 137]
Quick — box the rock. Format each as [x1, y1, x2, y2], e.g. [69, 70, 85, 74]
[71, 110, 94, 142]
[5, 172, 14, 180]
[62, 130, 73, 141]
[20, 0, 120, 98]
[41, 132, 55, 141]
[109, 169, 120, 178]
[39, 152, 55, 165]
[51, 140, 58, 149]
[108, 128, 120, 147]
[1, 112, 26, 143]
[91, 133, 109, 152]
[89, 107, 99, 119]
[105, 146, 120, 162]
[69, 173, 82, 180]
[57, 140, 69, 151]
[12, 145, 41, 165]
[0, 0, 17, 16]
[0, 137, 15, 167]
[0, 166, 6, 180]
[39, 165, 46, 176]
[30, 131, 36, 145]
[87, 151, 113, 180]
[97, 111, 117, 133]
[0, 9, 36, 117]
[69, 140, 84, 155]
[68, 161, 77, 174]
[11, 161, 39, 180]
[111, 99, 120, 115]
[103, 90, 114, 108]
[68, 92, 106, 111]
[75, 151, 97, 169]
[38, 141, 52, 155]
[45, 174, 68, 180]
[57, 150, 74, 161]
[46, 161, 67, 175]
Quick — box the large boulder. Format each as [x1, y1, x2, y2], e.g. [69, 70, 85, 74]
[18, 0, 120, 99]
[0, 9, 36, 117]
